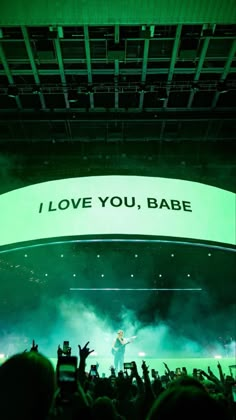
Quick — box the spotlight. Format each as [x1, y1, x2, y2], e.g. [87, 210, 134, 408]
[85, 85, 94, 95]
[217, 82, 228, 94]
[138, 84, 148, 93]
[191, 82, 200, 91]
[68, 90, 79, 102]
[32, 85, 41, 95]
[157, 87, 168, 100]
[7, 85, 18, 98]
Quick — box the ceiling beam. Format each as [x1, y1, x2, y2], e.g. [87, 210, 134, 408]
[0, 42, 22, 109]
[114, 24, 120, 43]
[139, 37, 150, 110]
[211, 39, 236, 108]
[53, 30, 70, 108]
[114, 25, 120, 110]
[0, 109, 235, 122]
[114, 60, 119, 109]
[0, 67, 235, 77]
[163, 24, 182, 108]
[187, 36, 211, 108]
[21, 26, 46, 109]
[84, 25, 94, 109]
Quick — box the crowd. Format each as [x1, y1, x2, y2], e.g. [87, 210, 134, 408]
[0, 340, 235, 420]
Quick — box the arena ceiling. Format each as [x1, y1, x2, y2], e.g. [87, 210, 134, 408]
[0, 20, 235, 190]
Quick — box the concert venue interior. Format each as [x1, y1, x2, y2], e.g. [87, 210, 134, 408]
[0, 1, 235, 376]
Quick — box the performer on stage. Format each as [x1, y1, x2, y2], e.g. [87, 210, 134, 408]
[112, 330, 136, 373]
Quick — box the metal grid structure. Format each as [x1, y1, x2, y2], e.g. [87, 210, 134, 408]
[0, 23, 235, 144]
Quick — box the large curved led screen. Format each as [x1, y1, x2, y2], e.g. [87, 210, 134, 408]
[0, 176, 235, 248]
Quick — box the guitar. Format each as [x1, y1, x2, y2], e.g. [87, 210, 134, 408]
[111, 336, 137, 355]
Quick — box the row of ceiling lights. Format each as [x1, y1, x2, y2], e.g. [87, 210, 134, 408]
[40, 273, 191, 277]
[22, 252, 212, 258]
[3, 80, 233, 99]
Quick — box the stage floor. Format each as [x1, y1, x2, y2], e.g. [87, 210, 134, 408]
[49, 356, 236, 378]
[1, 356, 235, 378]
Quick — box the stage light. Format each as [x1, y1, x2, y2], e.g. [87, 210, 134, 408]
[0, 354, 5, 359]
[70, 287, 202, 291]
[24, 254, 28, 258]
[171, 253, 175, 257]
[191, 82, 200, 91]
[130, 274, 134, 277]
[187, 274, 191, 277]
[7, 85, 18, 98]
[214, 355, 222, 359]
[45, 273, 48, 277]
[60, 254, 64, 258]
[97, 254, 100, 258]
[101, 274, 104, 277]
[138, 352, 146, 357]
[134, 254, 138, 258]
[158, 87, 168, 100]
[68, 90, 79, 102]
[138, 84, 148, 93]
[32, 85, 41, 95]
[217, 82, 228, 94]
[73, 274, 76, 277]
[86, 85, 94, 95]
[159, 274, 162, 277]
[208, 253, 212, 257]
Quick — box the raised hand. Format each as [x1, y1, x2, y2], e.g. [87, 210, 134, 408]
[78, 341, 94, 360]
[30, 339, 38, 352]
[142, 360, 149, 375]
[131, 361, 138, 375]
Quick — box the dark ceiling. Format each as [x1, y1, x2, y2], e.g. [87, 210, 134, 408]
[0, 24, 236, 142]
[0, 23, 235, 193]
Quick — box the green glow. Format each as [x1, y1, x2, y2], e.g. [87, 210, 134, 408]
[69, 288, 202, 291]
[0, 176, 235, 248]
[1, 1, 235, 26]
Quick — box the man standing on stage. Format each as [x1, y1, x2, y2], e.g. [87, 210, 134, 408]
[112, 330, 127, 373]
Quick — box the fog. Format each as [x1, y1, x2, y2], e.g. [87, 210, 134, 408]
[1, 287, 235, 364]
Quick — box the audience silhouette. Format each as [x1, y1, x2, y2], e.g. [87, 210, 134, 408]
[0, 340, 235, 420]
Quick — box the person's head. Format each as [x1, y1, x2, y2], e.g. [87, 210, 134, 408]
[0, 351, 56, 420]
[168, 375, 206, 391]
[92, 396, 118, 420]
[146, 384, 232, 420]
[117, 330, 124, 338]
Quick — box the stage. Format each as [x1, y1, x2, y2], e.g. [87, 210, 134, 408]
[1, 356, 234, 378]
